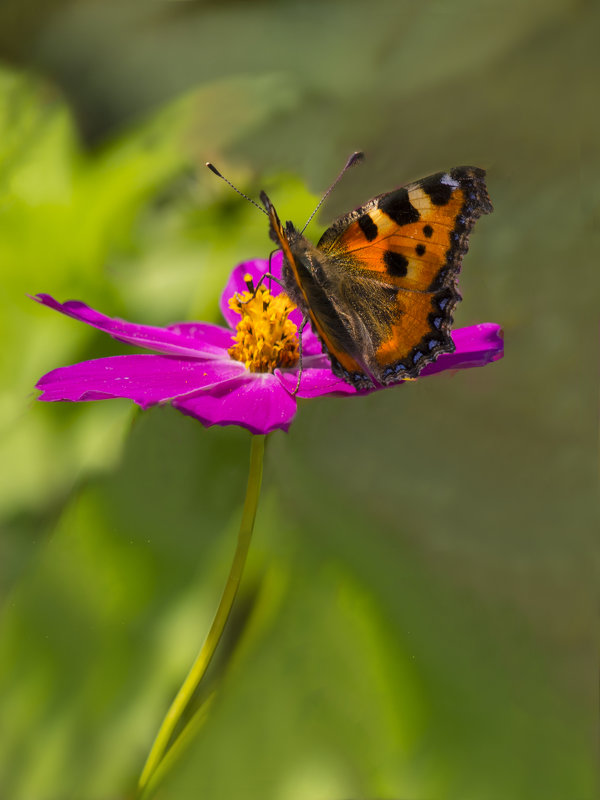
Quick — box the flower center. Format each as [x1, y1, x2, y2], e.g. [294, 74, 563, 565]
[228, 277, 299, 373]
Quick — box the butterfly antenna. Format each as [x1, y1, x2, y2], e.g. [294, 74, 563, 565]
[300, 151, 364, 234]
[206, 162, 268, 217]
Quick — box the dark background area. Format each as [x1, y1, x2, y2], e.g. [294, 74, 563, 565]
[0, 1, 596, 798]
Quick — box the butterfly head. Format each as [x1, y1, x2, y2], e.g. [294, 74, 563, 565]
[259, 191, 279, 241]
[260, 190, 301, 252]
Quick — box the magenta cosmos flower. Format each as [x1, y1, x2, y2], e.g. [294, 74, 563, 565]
[34, 253, 503, 435]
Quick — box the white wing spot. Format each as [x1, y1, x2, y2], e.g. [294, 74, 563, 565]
[440, 173, 459, 188]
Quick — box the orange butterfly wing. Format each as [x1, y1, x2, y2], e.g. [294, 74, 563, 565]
[317, 167, 492, 383]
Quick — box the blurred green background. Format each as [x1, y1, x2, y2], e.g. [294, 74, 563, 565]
[0, 1, 596, 798]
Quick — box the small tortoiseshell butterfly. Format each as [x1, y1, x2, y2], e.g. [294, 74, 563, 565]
[210, 154, 492, 389]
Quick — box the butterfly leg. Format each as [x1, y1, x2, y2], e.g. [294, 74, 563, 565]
[238, 266, 285, 305]
[245, 272, 285, 295]
[267, 248, 279, 291]
[292, 316, 309, 396]
[238, 248, 288, 303]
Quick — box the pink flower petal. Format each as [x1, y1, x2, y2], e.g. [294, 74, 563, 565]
[165, 321, 235, 350]
[33, 295, 230, 359]
[173, 371, 297, 435]
[36, 354, 245, 407]
[421, 323, 504, 376]
[276, 356, 358, 398]
[296, 324, 323, 357]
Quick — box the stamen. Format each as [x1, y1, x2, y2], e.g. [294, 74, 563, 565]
[228, 284, 299, 373]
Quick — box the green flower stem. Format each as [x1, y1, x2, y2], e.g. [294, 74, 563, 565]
[139, 695, 215, 800]
[136, 434, 266, 796]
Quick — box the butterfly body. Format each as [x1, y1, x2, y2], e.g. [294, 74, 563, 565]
[261, 166, 492, 389]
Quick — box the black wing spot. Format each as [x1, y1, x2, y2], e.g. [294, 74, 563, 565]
[357, 214, 378, 242]
[421, 173, 453, 206]
[378, 188, 420, 225]
[415, 243, 426, 256]
[383, 250, 409, 277]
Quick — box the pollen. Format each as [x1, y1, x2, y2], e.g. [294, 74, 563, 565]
[228, 281, 299, 373]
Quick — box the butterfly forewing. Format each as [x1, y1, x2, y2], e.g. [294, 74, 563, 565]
[316, 167, 492, 383]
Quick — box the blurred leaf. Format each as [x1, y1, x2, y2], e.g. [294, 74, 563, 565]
[0, 412, 252, 798]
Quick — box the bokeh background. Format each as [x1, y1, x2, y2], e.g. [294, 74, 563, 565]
[0, 1, 596, 799]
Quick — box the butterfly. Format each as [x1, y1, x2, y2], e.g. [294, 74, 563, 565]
[259, 157, 492, 389]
